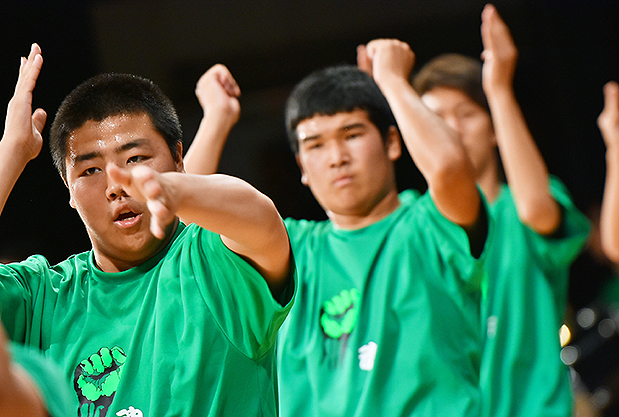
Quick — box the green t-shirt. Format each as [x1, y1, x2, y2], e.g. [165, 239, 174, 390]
[10, 341, 78, 416]
[0, 222, 294, 417]
[279, 190, 488, 417]
[480, 177, 590, 417]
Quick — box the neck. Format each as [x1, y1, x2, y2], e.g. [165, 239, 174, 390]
[93, 219, 179, 273]
[327, 188, 401, 230]
[476, 158, 502, 202]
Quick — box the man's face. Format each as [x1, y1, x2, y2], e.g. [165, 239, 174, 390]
[64, 112, 183, 270]
[421, 86, 496, 177]
[295, 109, 401, 218]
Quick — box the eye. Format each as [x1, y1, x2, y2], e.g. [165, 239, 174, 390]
[302, 140, 322, 151]
[456, 107, 478, 119]
[80, 167, 100, 177]
[127, 155, 148, 164]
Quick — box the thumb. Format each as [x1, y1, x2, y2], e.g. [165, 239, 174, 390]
[603, 81, 619, 110]
[32, 108, 47, 135]
[356, 45, 372, 76]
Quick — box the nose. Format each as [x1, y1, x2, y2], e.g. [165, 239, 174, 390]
[327, 140, 350, 167]
[105, 163, 127, 200]
[443, 115, 461, 135]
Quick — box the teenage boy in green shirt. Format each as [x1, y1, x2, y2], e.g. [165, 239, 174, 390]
[0, 43, 294, 417]
[185, 39, 490, 416]
[414, 5, 589, 417]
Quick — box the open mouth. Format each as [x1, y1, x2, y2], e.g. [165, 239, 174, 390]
[114, 211, 141, 227]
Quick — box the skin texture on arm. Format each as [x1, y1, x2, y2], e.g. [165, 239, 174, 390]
[0, 326, 47, 417]
[598, 80, 619, 263]
[89, 65, 288, 294]
[183, 64, 240, 176]
[107, 164, 291, 295]
[357, 39, 481, 228]
[481, 4, 561, 234]
[0, 44, 47, 218]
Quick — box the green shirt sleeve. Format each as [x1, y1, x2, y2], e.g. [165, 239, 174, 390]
[181, 224, 295, 359]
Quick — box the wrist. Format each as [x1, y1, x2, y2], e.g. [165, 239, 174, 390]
[606, 140, 619, 161]
[0, 136, 36, 166]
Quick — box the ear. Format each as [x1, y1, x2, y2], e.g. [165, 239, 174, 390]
[62, 175, 77, 209]
[295, 154, 309, 186]
[175, 142, 184, 173]
[385, 126, 402, 162]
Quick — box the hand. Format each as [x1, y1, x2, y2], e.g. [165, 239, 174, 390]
[75, 346, 126, 402]
[195, 64, 241, 130]
[480, 4, 519, 94]
[3, 43, 47, 163]
[599, 81, 619, 148]
[107, 164, 179, 239]
[320, 288, 360, 339]
[357, 39, 415, 86]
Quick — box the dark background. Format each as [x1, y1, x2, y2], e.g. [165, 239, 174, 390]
[1, 0, 618, 307]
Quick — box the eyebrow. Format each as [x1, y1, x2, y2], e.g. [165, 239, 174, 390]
[299, 122, 366, 143]
[72, 138, 150, 164]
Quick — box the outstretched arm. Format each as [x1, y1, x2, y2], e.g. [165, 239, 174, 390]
[183, 64, 240, 175]
[358, 39, 481, 228]
[161, 65, 288, 294]
[108, 164, 291, 296]
[0, 44, 47, 217]
[599, 81, 619, 263]
[481, 4, 560, 234]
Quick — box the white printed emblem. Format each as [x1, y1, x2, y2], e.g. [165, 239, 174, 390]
[487, 315, 498, 339]
[358, 341, 378, 371]
[117, 406, 143, 417]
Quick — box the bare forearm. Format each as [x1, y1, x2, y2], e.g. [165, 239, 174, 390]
[487, 89, 560, 233]
[172, 172, 290, 284]
[0, 328, 47, 417]
[174, 173, 276, 238]
[0, 139, 32, 217]
[601, 145, 619, 263]
[184, 114, 233, 176]
[0, 365, 48, 417]
[378, 76, 480, 226]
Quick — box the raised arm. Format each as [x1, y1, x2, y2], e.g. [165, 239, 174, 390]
[108, 164, 291, 295]
[0, 44, 47, 216]
[481, 4, 561, 234]
[164, 65, 288, 294]
[183, 64, 240, 175]
[357, 39, 481, 228]
[599, 81, 619, 263]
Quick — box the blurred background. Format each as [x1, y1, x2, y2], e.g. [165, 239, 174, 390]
[1, 1, 619, 413]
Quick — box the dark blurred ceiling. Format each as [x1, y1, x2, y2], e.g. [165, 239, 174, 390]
[1, 0, 618, 264]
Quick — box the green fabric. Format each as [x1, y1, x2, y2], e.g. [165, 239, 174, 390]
[0, 221, 294, 417]
[279, 189, 489, 417]
[10, 341, 78, 417]
[480, 177, 590, 417]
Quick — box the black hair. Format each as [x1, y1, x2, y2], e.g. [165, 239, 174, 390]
[285, 65, 398, 153]
[50, 73, 182, 180]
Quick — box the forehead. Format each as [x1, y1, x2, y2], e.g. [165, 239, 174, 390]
[66, 113, 165, 156]
[421, 86, 479, 112]
[296, 109, 373, 140]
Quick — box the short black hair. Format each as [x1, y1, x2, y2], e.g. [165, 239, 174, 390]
[50, 73, 182, 180]
[285, 65, 398, 153]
